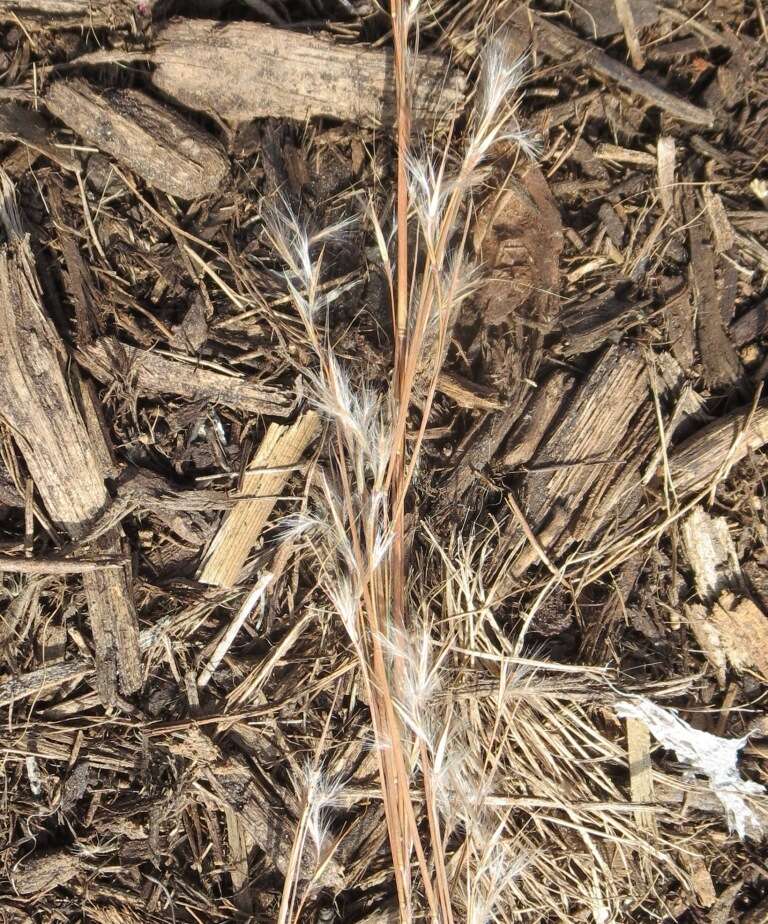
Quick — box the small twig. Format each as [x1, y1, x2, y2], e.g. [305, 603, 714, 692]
[197, 572, 273, 688]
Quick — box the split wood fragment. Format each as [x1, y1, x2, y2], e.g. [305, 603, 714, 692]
[665, 404, 768, 496]
[0, 171, 140, 704]
[45, 79, 229, 200]
[198, 412, 320, 587]
[0, 554, 127, 574]
[77, 336, 294, 418]
[151, 19, 465, 128]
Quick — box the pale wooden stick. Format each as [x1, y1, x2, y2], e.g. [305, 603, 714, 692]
[197, 572, 273, 688]
[198, 412, 320, 587]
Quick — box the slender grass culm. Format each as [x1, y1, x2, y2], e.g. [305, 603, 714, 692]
[259, 5, 763, 922]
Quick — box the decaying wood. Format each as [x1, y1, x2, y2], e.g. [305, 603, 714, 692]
[198, 412, 320, 587]
[0, 103, 77, 172]
[151, 19, 464, 128]
[524, 345, 648, 537]
[684, 192, 743, 386]
[77, 337, 294, 418]
[45, 79, 229, 200]
[517, 8, 714, 126]
[0, 172, 140, 703]
[681, 507, 742, 603]
[0, 0, 146, 25]
[664, 404, 768, 497]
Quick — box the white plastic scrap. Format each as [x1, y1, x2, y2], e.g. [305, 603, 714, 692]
[616, 697, 765, 839]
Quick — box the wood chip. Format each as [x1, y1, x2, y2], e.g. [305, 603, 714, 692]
[657, 136, 676, 213]
[626, 716, 657, 841]
[0, 171, 140, 703]
[77, 336, 294, 418]
[518, 8, 713, 126]
[709, 593, 768, 680]
[614, 0, 646, 69]
[152, 19, 465, 129]
[198, 412, 320, 587]
[704, 189, 736, 254]
[0, 0, 149, 25]
[686, 855, 717, 907]
[681, 507, 741, 603]
[665, 404, 768, 497]
[45, 79, 229, 200]
[684, 191, 742, 386]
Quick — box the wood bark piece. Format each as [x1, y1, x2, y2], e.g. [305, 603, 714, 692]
[524, 345, 648, 535]
[517, 8, 714, 126]
[151, 19, 464, 128]
[45, 79, 228, 200]
[0, 0, 147, 26]
[684, 192, 742, 386]
[681, 507, 741, 603]
[77, 336, 294, 418]
[664, 404, 768, 497]
[0, 103, 77, 172]
[0, 171, 140, 702]
[730, 300, 768, 347]
[198, 412, 320, 587]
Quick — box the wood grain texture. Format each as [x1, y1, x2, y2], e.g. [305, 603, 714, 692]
[45, 79, 228, 200]
[78, 336, 294, 418]
[0, 172, 140, 702]
[665, 403, 768, 496]
[198, 412, 320, 587]
[152, 19, 464, 128]
[524, 345, 648, 532]
[0, 0, 144, 25]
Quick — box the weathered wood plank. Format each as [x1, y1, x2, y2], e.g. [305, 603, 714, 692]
[45, 79, 229, 200]
[151, 19, 465, 128]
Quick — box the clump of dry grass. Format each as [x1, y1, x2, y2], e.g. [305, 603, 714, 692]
[249, 13, 759, 922]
